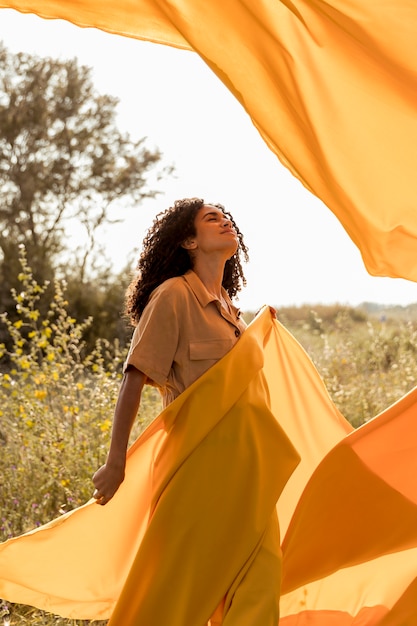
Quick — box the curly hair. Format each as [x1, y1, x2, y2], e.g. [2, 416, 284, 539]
[125, 197, 249, 325]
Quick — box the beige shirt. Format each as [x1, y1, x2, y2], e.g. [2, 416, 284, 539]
[124, 270, 247, 406]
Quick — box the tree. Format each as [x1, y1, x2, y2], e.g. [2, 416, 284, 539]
[0, 42, 171, 345]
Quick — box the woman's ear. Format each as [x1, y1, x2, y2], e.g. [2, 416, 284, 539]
[181, 237, 197, 250]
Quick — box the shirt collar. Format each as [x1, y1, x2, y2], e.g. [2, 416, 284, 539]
[183, 270, 241, 318]
[183, 269, 216, 307]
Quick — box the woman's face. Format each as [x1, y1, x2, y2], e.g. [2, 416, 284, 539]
[186, 205, 239, 259]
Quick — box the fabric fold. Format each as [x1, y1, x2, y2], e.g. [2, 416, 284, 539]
[1, 1, 417, 280]
[0, 307, 300, 621]
[2, 308, 417, 623]
[279, 385, 417, 624]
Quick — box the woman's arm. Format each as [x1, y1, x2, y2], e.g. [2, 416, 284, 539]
[92, 365, 146, 505]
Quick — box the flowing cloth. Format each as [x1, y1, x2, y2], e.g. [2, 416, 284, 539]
[1, 1, 417, 281]
[2, 307, 417, 624]
[0, 307, 301, 623]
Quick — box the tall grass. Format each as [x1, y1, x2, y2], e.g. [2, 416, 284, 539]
[279, 305, 417, 427]
[0, 249, 160, 625]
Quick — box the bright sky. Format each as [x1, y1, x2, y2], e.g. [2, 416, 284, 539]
[1, 8, 417, 311]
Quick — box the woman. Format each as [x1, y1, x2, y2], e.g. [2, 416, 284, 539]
[92, 196, 248, 506]
[0, 197, 299, 625]
[92, 197, 283, 625]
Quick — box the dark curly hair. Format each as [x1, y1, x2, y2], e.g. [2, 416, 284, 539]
[125, 197, 249, 325]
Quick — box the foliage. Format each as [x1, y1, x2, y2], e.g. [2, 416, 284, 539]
[0, 251, 161, 625]
[1, 601, 107, 626]
[0, 42, 172, 349]
[279, 305, 417, 427]
[63, 265, 132, 351]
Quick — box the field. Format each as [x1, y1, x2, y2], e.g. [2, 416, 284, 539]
[1, 266, 417, 624]
[277, 302, 417, 428]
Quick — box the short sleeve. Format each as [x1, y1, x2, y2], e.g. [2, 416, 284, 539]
[124, 281, 180, 387]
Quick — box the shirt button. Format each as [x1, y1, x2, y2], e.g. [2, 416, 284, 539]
[234, 329, 240, 337]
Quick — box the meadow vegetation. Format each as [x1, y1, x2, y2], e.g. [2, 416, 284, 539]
[277, 303, 417, 427]
[1, 253, 417, 624]
[0, 250, 160, 626]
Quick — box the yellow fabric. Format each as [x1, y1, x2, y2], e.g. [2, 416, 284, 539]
[1, 1, 417, 281]
[0, 308, 300, 622]
[2, 308, 417, 624]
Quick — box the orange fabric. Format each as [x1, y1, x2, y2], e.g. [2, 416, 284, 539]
[279, 385, 417, 624]
[2, 308, 417, 624]
[1, 1, 417, 281]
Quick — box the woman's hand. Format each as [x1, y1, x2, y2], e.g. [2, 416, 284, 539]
[92, 461, 125, 506]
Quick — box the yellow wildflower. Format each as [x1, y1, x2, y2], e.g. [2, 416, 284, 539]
[100, 419, 112, 432]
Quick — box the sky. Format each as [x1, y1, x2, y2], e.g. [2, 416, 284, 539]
[1, 8, 417, 311]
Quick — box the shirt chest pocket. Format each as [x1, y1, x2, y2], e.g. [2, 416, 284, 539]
[189, 338, 234, 361]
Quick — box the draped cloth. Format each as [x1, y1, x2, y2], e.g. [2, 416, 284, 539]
[2, 307, 417, 624]
[2, 1, 417, 281]
[0, 307, 299, 623]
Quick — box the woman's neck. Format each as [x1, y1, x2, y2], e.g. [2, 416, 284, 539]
[192, 258, 225, 300]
